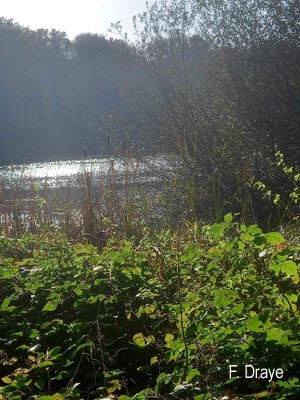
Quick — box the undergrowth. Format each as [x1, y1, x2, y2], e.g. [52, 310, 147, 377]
[0, 216, 300, 399]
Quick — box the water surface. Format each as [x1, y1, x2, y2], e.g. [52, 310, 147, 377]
[0, 157, 170, 189]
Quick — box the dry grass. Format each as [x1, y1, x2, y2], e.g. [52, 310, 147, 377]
[0, 155, 168, 247]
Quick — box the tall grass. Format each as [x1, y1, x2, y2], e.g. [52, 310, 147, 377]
[0, 154, 167, 245]
[1, 148, 297, 243]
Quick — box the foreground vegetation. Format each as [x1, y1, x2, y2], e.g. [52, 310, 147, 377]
[0, 216, 299, 399]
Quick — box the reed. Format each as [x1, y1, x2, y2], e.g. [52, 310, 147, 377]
[0, 153, 159, 245]
[1, 148, 294, 243]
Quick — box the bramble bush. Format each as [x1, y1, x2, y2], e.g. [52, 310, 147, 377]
[0, 216, 299, 399]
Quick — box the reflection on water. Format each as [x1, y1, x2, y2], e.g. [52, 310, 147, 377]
[0, 156, 177, 236]
[0, 157, 169, 189]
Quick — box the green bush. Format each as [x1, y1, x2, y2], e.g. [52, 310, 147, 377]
[0, 217, 299, 399]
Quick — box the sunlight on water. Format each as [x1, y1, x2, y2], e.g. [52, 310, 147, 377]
[0, 156, 170, 189]
[1, 159, 108, 179]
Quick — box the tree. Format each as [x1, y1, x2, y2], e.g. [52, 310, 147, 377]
[107, 0, 300, 223]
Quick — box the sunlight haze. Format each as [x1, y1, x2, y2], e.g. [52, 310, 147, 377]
[0, 0, 152, 38]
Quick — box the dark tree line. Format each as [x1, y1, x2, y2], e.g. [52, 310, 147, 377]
[0, 18, 129, 163]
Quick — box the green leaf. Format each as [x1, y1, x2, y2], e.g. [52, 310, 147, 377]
[271, 260, 298, 277]
[144, 304, 155, 314]
[39, 361, 54, 368]
[150, 356, 158, 365]
[2, 376, 12, 384]
[133, 333, 148, 347]
[42, 301, 59, 312]
[186, 368, 200, 382]
[280, 260, 298, 276]
[253, 391, 271, 398]
[40, 319, 63, 329]
[266, 328, 285, 342]
[194, 394, 210, 400]
[1, 296, 12, 310]
[247, 225, 263, 236]
[224, 213, 233, 224]
[211, 223, 226, 240]
[247, 315, 264, 332]
[44, 394, 66, 400]
[165, 333, 174, 343]
[265, 232, 285, 245]
[253, 236, 266, 247]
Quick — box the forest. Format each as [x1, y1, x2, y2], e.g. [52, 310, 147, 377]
[0, 0, 300, 399]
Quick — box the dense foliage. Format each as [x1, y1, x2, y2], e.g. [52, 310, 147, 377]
[0, 217, 299, 399]
[120, 0, 300, 224]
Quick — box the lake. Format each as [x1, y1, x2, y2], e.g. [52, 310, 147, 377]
[0, 156, 172, 190]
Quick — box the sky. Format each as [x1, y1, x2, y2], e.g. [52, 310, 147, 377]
[0, 0, 153, 39]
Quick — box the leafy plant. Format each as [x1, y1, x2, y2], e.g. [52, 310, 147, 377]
[0, 217, 299, 399]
